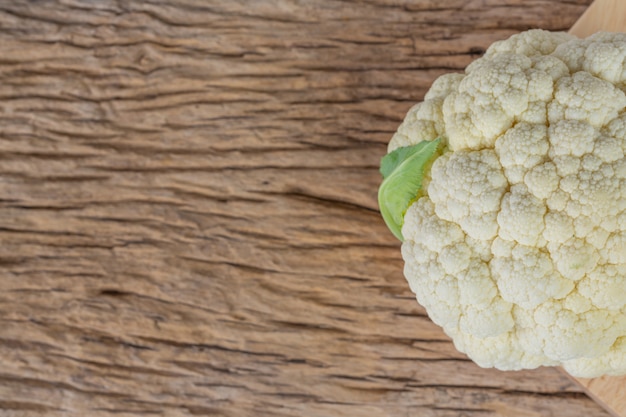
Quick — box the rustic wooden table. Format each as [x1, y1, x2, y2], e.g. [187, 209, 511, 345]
[0, 1, 615, 416]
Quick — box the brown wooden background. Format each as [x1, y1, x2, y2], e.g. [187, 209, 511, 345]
[0, 1, 613, 416]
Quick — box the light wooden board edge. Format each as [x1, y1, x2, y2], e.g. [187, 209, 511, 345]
[569, 0, 626, 37]
[569, 374, 626, 417]
[564, 1, 626, 416]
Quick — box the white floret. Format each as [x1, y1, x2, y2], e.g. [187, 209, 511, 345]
[388, 103, 440, 151]
[495, 122, 549, 184]
[603, 232, 626, 263]
[445, 54, 533, 150]
[389, 29, 626, 377]
[593, 135, 624, 162]
[603, 113, 626, 152]
[579, 264, 626, 309]
[564, 336, 626, 377]
[497, 184, 546, 246]
[524, 162, 559, 200]
[532, 298, 625, 361]
[553, 32, 626, 87]
[548, 72, 626, 127]
[490, 240, 573, 309]
[549, 120, 596, 157]
[543, 211, 575, 243]
[427, 150, 508, 240]
[459, 297, 513, 338]
[424, 73, 465, 100]
[548, 238, 600, 281]
[483, 29, 575, 58]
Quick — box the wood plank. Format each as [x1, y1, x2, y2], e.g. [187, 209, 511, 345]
[575, 376, 626, 417]
[0, 1, 610, 417]
[569, 0, 626, 37]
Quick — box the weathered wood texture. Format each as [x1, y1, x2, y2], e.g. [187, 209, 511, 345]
[0, 1, 610, 416]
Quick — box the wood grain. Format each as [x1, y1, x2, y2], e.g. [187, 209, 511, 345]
[575, 376, 625, 417]
[569, 0, 626, 37]
[0, 1, 611, 416]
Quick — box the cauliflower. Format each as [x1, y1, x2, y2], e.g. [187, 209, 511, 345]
[378, 30, 626, 378]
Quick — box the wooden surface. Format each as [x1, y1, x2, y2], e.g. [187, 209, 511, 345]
[0, 1, 614, 416]
[576, 375, 625, 417]
[569, 0, 626, 37]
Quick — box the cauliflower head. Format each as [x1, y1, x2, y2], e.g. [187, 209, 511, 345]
[380, 30, 626, 378]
